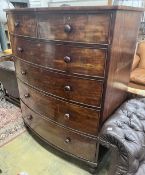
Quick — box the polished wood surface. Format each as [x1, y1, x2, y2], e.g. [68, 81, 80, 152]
[21, 102, 97, 162]
[37, 13, 110, 43]
[18, 79, 100, 136]
[7, 6, 143, 165]
[12, 36, 106, 78]
[102, 10, 143, 121]
[7, 13, 37, 37]
[15, 58, 103, 108]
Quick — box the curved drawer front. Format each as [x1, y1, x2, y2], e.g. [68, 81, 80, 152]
[13, 37, 106, 78]
[18, 79, 100, 136]
[15, 59, 103, 108]
[7, 13, 37, 37]
[37, 13, 111, 43]
[21, 102, 97, 162]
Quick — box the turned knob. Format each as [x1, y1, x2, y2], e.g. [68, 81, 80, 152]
[24, 93, 30, 98]
[21, 70, 26, 75]
[64, 85, 71, 92]
[64, 24, 72, 33]
[64, 56, 71, 63]
[14, 21, 20, 27]
[17, 47, 23, 52]
[65, 137, 71, 144]
[64, 113, 70, 119]
[27, 115, 33, 120]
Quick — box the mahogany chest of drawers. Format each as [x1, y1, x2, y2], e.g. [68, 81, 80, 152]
[6, 6, 142, 167]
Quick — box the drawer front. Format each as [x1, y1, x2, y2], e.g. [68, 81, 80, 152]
[37, 13, 111, 44]
[18, 79, 100, 136]
[7, 13, 37, 37]
[13, 37, 106, 78]
[21, 102, 97, 162]
[15, 59, 103, 108]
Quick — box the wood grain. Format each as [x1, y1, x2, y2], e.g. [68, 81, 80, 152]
[7, 13, 37, 37]
[6, 6, 143, 165]
[21, 102, 97, 162]
[12, 36, 106, 78]
[37, 13, 111, 43]
[18, 79, 100, 136]
[102, 10, 143, 122]
[15, 58, 103, 108]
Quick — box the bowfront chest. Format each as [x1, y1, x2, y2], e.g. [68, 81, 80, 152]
[6, 6, 143, 166]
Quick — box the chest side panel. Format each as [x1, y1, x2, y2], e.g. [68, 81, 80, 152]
[102, 10, 142, 122]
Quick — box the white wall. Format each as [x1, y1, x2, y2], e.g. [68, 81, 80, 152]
[29, 0, 108, 7]
[29, 0, 41, 7]
[48, 0, 108, 7]
[29, 0, 48, 7]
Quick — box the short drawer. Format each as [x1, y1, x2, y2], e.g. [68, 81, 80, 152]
[18, 79, 100, 136]
[13, 37, 106, 78]
[15, 59, 103, 108]
[37, 13, 111, 44]
[7, 13, 37, 37]
[21, 102, 97, 162]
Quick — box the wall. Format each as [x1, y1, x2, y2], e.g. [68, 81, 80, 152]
[29, 0, 48, 7]
[48, 0, 108, 7]
[29, 0, 109, 7]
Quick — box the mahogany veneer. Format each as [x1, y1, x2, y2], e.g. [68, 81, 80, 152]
[18, 79, 100, 136]
[21, 102, 97, 162]
[15, 58, 103, 108]
[6, 6, 143, 166]
[12, 36, 107, 78]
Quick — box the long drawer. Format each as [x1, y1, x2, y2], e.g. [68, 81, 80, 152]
[21, 102, 97, 162]
[37, 13, 111, 43]
[18, 79, 100, 136]
[8, 12, 111, 44]
[15, 58, 103, 108]
[7, 13, 37, 37]
[12, 36, 106, 78]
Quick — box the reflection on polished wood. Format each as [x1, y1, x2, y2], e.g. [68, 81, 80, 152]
[7, 6, 143, 167]
[15, 58, 103, 108]
[21, 102, 97, 162]
[18, 79, 100, 136]
[12, 36, 107, 78]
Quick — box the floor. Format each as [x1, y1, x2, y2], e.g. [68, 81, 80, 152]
[0, 88, 109, 175]
[0, 131, 109, 175]
[0, 97, 25, 147]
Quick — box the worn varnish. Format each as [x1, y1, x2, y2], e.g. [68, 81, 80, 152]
[7, 13, 37, 37]
[15, 58, 103, 108]
[18, 79, 100, 136]
[6, 6, 143, 166]
[21, 102, 97, 162]
[12, 36, 106, 78]
[37, 13, 111, 44]
[102, 10, 143, 121]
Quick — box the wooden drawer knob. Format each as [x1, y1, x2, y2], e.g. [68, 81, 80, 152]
[64, 85, 71, 92]
[21, 70, 26, 75]
[65, 137, 71, 144]
[17, 47, 23, 52]
[64, 24, 72, 33]
[64, 113, 70, 119]
[64, 56, 71, 63]
[14, 21, 20, 27]
[27, 115, 33, 120]
[24, 93, 30, 98]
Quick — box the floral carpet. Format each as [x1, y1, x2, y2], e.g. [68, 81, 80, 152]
[0, 88, 25, 147]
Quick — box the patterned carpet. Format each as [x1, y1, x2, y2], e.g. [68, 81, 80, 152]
[0, 88, 25, 147]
